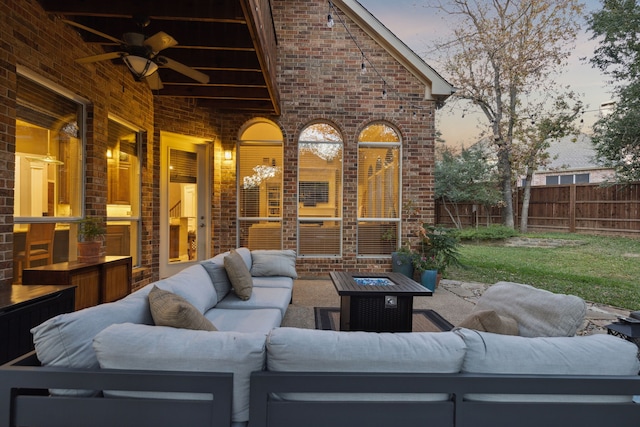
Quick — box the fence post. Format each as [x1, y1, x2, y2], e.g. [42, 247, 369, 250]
[569, 185, 576, 233]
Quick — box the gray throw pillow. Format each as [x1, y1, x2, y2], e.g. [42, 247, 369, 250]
[224, 249, 253, 300]
[148, 285, 217, 331]
[250, 249, 298, 278]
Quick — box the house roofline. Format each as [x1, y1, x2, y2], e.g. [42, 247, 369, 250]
[333, 0, 456, 103]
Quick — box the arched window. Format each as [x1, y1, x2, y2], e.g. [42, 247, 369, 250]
[297, 123, 343, 257]
[237, 120, 283, 250]
[357, 123, 401, 255]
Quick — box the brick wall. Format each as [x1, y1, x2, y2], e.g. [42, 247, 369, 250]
[153, 0, 438, 278]
[246, 0, 436, 276]
[1, 0, 154, 289]
[1, 0, 439, 289]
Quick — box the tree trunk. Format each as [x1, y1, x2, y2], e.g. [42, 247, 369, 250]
[520, 167, 535, 233]
[497, 147, 515, 228]
[441, 198, 461, 229]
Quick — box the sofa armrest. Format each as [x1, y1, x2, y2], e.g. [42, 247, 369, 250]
[0, 363, 233, 427]
[249, 371, 640, 427]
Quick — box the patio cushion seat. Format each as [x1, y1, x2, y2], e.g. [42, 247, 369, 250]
[266, 327, 467, 401]
[205, 308, 282, 334]
[456, 328, 640, 402]
[215, 286, 291, 318]
[93, 323, 266, 423]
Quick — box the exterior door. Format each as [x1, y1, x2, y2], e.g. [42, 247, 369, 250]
[160, 132, 210, 278]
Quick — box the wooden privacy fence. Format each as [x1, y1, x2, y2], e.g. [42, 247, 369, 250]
[435, 182, 640, 236]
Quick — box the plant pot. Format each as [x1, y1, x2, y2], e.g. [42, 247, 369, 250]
[420, 269, 438, 292]
[391, 251, 414, 278]
[77, 241, 101, 263]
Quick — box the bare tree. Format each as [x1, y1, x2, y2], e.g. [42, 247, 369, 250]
[514, 92, 583, 232]
[436, 0, 584, 228]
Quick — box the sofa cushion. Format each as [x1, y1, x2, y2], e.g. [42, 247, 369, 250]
[31, 289, 153, 396]
[154, 264, 218, 313]
[224, 249, 253, 300]
[234, 247, 253, 270]
[215, 286, 291, 318]
[204, 307, 282, 334]
[458, 310, 518, 335]
[473, 281, 586, 337]
[149, 286, 217, 331]
[200, 259, 232, 302]
[251, 276, 294, 290]
[266, 327, 466, 401]
[456, 328, 640, 402]
[93, 323, 266, 423]
[250, 250, 298, 278]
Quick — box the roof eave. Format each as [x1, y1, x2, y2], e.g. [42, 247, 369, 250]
[333, 0, 455, 102]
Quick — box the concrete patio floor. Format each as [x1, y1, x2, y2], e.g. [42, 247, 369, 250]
[282, 278, 629, 335]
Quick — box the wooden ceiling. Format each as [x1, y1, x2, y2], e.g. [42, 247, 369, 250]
[37, 0, 280, 114]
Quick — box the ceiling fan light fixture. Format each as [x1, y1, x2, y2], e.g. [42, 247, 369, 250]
[123, 55, 158, 79]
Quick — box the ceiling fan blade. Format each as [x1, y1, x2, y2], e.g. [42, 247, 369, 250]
[76, 51, 123, 64]
[157, 56, 210, 84]
[145, 32, 178, 53]
[144, 72, 164, 90]
[60, 19, 122, 44]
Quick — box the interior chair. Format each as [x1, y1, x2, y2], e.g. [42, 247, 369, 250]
[14, 222, 56, 282]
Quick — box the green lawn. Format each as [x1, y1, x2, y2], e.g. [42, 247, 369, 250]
[446, 233, 640, 310]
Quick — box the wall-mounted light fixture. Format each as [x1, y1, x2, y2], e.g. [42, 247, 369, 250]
[224, 150, 233, 160]
[106, 149, 113, 159]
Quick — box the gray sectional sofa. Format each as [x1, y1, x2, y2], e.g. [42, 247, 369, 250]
[1, 253, 640, 427]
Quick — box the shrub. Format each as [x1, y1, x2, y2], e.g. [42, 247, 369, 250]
[455, 225, 519, 241]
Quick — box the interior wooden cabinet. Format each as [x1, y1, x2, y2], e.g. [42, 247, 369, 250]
[107, 148, 131, 205]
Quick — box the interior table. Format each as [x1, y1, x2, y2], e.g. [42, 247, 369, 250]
[329, 271, 432, 332]
[22, 256, 132, 310]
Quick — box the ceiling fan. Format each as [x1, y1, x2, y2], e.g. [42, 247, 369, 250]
[62, 15, 210, 90]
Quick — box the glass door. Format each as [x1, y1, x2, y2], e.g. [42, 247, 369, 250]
[160, 132, 210, 278]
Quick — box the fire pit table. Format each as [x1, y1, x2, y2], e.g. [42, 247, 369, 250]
[329, 271, 432, 332]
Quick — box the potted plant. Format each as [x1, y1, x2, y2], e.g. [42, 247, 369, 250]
[386, 200, 421, 278]
[411, 252, 439, 291]
[391, 243, 414, 278]
[77, 217, 105, 263]
[416, 224, 462, 286]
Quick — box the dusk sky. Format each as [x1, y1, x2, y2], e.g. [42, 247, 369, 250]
[356, 0, 612, 147]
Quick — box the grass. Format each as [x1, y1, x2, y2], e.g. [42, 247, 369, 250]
[446, 232, 640, 310]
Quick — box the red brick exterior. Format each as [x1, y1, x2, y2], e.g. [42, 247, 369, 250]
[0, 0, 437, 290]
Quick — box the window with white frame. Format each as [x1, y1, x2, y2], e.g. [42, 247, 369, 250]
[106, 117, 141, 266]
[546, 173, 590, 185]
[297, 123, 343, 257]
[357, 123, 401, 256]
[237, 120, 283, 250]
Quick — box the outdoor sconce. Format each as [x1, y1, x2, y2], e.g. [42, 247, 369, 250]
[224, 150, 233, 161]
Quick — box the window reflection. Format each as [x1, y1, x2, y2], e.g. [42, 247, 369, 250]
[357, 123, 401, 256]
[238, 120, 284, 250]
[297, 123, 343, 257]
[15, 75, 82, 219]
[106, 118, 141, 266]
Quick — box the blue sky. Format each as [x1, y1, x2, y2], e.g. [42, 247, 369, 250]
[357, 0, 611, 147]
